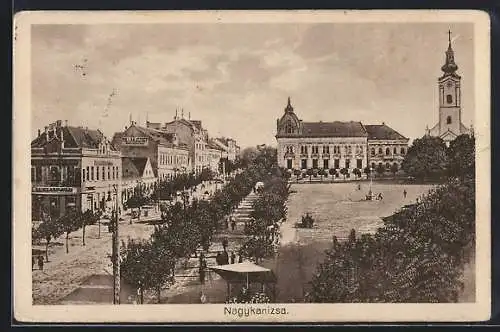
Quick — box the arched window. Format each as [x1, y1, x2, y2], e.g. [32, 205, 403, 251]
[446, 94, 453, 104]
[285, 120, 294, 134]
[371, 148, 375, 156]
[393, 147, 397, 154]
[378, 148, 383, 155]
[371, 162, 375, 169]
[401, 147, 406, 155]
[385, 162, 390, 169]
[385, 148, 390, 156]
[446, 116, 452, 124]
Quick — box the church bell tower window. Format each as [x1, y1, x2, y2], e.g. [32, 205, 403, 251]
[446, 94, 453, 104]
[446, 116, 452, 124]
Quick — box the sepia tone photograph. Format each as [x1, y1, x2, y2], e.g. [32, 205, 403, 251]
[13, 10, 490, 322]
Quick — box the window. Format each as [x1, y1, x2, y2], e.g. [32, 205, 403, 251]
[112, 166, 115, 180]
[446, 116, 452, 124]
[371, 162, 376, 169]
[385, 162, 390, 169]
[287, 159, 293, 169]
[334, 159, 340, 169]
[312, 159, 318, 169]
[91, 166, 94, 181]
[446, 94, 453, 104]
[401, 147, 406, 155]
[301, 159, 307, 169]
[386, 148, 390, 156]
[357, 159, 362, 169]
[108, 166, 110, 179]
[82, 169, 86, 182]
[31, 167, 36, 182]
[323, 146, 329, 154]
[301, 146, 308, 154]
[323, 159, 329, 169]
[96, 166, 99, 180]
[394, 147, 397, 154]
[102, 167, 105, 180]
[285, 120, 294, 134]
[378, 148, 383, 155]
[312, 146, 319, 154]
[371, 148, 375, 156]
[345, 159, 350, 169]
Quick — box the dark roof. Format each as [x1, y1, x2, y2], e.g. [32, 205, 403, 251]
[133, 125, 176, 146]
[364, 124, 408, 140]
[189, 120, 203, 131]
[301, 121, 367, 137]
[208, 140, 225, 151]
[122, 157, 149, 179]
[31, 126, 115, 150]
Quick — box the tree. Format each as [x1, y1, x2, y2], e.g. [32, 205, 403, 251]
[306, 168, 314, 182]
[240, 237, 275, 264]
[294, 169, 301, 182]
[390, 163, 399, 176]
[329, 168, 337, 181]
[126, 193, 149, 223]
[60, 209, 82, 254]
[120, 238, 176, 304]
[80, 210, 99, 246]
[376, 164, 385, 176]
[318, 168, 326, 181]
[447, 134, 475, 180]
[340, 168, 348, 180]
[352, 168, 362, 178]
[34, 216, 64, 262]
[402, 136, 448, 181]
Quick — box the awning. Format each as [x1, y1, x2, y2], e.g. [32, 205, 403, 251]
[209, 261, 277, 284]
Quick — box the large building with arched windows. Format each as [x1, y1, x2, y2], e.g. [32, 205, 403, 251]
[275, 98, 409, 174]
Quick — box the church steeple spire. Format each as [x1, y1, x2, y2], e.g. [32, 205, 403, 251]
[441, 30, 459, 76]
[284, 96, 294, 113]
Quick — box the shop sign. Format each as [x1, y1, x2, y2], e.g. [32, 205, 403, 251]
[94, 160, 114, 166]
[122, 136, 148, 146]
[32, 187, 77, 194]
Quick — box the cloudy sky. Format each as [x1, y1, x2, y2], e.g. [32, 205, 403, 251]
[31, 22, 474, 148]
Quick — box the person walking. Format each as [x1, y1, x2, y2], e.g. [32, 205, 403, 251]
[199, 253, 206, 285]
[230, 217, 236, 231]
[224, 217, 229, 230]
[403, 189, 407, 199]
[37, 255, 44, 271]
[231, 252, 236, 264]
[238, 253, 243, 263]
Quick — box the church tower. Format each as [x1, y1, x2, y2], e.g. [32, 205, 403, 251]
[427, 30, 470, 145]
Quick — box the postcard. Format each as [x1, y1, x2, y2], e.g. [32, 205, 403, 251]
[13, 10, 491, 323]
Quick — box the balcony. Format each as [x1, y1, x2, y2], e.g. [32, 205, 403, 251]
[322, 153, 330, 159]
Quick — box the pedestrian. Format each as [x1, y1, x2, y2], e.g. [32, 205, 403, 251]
[231, 217, 236, 231]
[200, 291, 207, 304]
[403, 189, 407, 199]
[357, 183, 361, 191]
[231, 252, 236, 264]
[37, 255, 44, 271]
[224, 218, 229, 230]
[238, 253, 243, 263]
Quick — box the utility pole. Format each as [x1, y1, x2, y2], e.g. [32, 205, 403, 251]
[112, 184, 120, 304]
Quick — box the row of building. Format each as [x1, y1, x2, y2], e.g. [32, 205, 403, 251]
[276, 31, 473, 171]
[31, 114, 240, 220]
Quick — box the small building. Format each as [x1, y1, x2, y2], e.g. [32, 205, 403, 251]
[121, 157, 156, 205]
[31, 120, 121, 220]
[365, 123, 409, 172]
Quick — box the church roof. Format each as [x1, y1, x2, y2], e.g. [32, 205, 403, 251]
[364, 124, 408, 140]
[301, 121, 367, 138]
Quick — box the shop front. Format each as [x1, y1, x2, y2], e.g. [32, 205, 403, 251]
[31, 187, 80, 220]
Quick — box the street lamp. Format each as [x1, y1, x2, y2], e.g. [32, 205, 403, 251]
[368, 167, 374, 200]
[111, 183, 120, 305]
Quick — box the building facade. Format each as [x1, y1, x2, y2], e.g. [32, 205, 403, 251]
[31, 120, 121, 220]
[275, 98, 408, 173]
[365, 124, 409, 171]
[213, 137, 240, 161]
[426, 31, 472, 145]
[112, 122, 190, 183]
[121, 157, 157, 205]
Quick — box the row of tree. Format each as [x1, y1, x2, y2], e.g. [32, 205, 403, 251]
[240, 169, 290, 264]
[308, 172, 475, 302]
[402, 134, 475, 181]
[32, 209, 102, 261]
[118, 154, 275, 303]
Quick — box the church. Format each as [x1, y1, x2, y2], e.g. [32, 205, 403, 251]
[275, 98, 409, 173]
[426, 31, 473, 145]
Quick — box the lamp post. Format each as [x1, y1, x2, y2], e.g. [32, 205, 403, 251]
[112, 183, 120, 305]
[368, 167, 374, 200]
